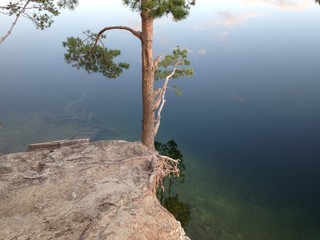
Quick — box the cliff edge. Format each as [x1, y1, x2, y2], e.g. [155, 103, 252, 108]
[0, 140, 189, 240]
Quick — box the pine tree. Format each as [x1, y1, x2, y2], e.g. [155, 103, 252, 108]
[63, 0, 195, 150]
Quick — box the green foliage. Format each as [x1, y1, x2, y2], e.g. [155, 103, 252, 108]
[63, 31, 129, 78]
[155, 46, 193, 96]
[57, 0, 78, 10]
[122, 0, 195, 20]
[1, 0, 78, 30]
[173, 84, 182, 96]
[156, 46, 193, 80]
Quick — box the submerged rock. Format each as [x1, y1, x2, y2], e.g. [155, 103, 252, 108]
[0, 140, 189, 240]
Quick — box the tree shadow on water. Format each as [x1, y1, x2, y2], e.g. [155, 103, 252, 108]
[155, 140, 191, 228]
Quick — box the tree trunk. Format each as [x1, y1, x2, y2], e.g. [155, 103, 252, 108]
[141, 5, 155, 150]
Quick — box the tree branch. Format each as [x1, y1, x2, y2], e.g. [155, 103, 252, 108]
[153, 55, 161, 68]
[153, 67, 177, 136]
[153, 61, 182, 110]
[153, 87, 161, 99]
[0, 0, 31, 45]
[90, 25, 142, 52]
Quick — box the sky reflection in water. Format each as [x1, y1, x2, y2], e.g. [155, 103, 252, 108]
[1, 0, 320, 239]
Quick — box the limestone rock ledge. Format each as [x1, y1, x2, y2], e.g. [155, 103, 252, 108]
[0, 140, 190, 240]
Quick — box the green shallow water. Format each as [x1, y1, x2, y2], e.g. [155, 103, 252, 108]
[169, 149, 320, 240]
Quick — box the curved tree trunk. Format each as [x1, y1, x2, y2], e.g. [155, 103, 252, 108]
[141, 4, 155, 150]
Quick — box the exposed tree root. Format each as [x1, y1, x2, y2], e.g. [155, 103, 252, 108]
[148, 154, 180, 193]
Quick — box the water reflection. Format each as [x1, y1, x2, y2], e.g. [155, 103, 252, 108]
[155, 140, 191, 228]
[49, 86, 123, 141]
[1, 1, 320, 239]
[0, 86, 123, 153]
[161, 194, 191, 228]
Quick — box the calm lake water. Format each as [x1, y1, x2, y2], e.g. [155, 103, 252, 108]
[1, 1, 320, 239]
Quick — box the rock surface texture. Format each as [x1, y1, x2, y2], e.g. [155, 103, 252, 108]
[0, 140, 189, 240]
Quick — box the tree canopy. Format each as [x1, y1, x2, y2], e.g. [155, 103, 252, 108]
[63, 30, 129, 78]
[0, 0, 78, 44]
[123, 0, 195, 20]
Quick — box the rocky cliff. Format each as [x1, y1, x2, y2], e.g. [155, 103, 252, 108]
[0, 140, 189, 240]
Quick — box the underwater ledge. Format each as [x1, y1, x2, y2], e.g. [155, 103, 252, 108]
[0, 140, 189, 240]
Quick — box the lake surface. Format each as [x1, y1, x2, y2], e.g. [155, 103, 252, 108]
[1, 1, 320, 239]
